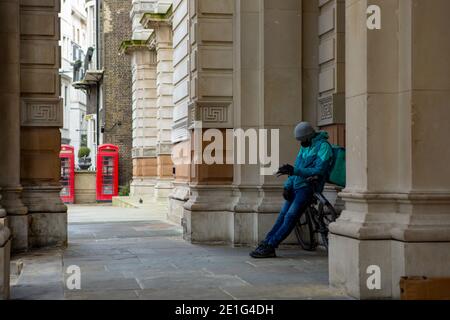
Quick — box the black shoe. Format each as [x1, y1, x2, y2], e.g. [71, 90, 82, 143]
[249, 243, 276, 259]
[257, 240, 268, 248]
[251, 240, 268, 253]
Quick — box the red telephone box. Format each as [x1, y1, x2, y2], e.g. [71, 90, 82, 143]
[96, 144, 119, 202]
[60, 145, 75, 204]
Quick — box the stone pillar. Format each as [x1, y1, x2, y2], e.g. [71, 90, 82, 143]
[230, 0, 302, 245]
[142, 9, 175, 199]
[230, 0, 264, 245]
[182, 0, 236, 243]
[19, 0, 67, 250]
[257, 0, 303, 244]
[0, 225, 11, 300]
[126, 0, 159, 197]
[169, 0, 191, 224]
[169, 0, 302, 244]
[302, 0, 319, 125]
[0, 0, 28, 251]
[329, 0, 450, 299]
[154, 25, 174, 198]
[130, 49, 158, 196]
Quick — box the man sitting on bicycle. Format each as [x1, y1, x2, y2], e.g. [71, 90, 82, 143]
[249, 121, 333, 258]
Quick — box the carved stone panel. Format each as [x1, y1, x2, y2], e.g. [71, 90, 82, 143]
[317, 93, 345, 126]
[21, 98, 63, 127]
[188, 103, 232, 128]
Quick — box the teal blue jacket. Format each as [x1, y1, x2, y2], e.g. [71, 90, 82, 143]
[284, 131, 333, 192]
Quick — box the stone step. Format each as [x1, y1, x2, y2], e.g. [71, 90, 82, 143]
[112, 196, 168, 209]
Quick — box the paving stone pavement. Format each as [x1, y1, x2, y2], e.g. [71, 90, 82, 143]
[10, 204, 351, 300]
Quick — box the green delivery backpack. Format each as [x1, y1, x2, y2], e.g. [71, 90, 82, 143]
[326, 142, 346, 188]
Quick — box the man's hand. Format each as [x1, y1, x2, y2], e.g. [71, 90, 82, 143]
[282, 188, 294, 201]
[276, 164, 294, 177]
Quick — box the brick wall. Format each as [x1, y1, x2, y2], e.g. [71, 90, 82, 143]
[101, 0, 133, 187]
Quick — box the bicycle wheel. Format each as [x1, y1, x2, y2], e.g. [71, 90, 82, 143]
[317, 202, 338, 251]
[295, 208, 317, 251]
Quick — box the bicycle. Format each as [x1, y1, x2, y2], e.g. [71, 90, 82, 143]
[294, 176, 340, 251]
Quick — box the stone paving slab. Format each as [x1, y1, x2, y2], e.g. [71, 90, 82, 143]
[65, 289, 139, 300]
[136, 288, 234, 300]
[221, 284, 349, 300]
[136, 270, 250, 290]
[9, 205, 351, 300]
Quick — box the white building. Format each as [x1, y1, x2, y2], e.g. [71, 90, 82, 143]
[60, 0, 100, 168]
[59, 0, 88, 165]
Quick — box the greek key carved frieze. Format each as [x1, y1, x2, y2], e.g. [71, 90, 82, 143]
[200, 106, 228, 123]
[21, 98, 63, 127]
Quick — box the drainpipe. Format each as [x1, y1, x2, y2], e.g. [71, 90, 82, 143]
[95, 0, 100, 147]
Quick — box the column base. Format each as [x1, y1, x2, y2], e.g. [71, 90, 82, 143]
[28, 211, 67, 249]
[22, 185, 67, 213]
[391, 241, 450, 299]
[323, 184, 344, 213]
[232, 187, 260, 245]
[130, 177, 155, 197]
[183, 185, 235, 244]
[329, 233, 393, 299]
[154, 179, 173, 198]
[3, 186, 67, 252]
[20, 186, 67, 248]
[329, 233, 450, 299]
[183, 210, 299, 246]
[8, 215, 29, 252]
[0, 227, 11, 300]
[236, 186, 297, 246]
[183, 210, 234, 244]
[0, 187, 27, 215]
[182, 185, 298, 246]
[168, 184, 189, 225]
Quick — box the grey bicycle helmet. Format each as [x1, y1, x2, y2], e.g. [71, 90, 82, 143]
[294, 121, 316, 142]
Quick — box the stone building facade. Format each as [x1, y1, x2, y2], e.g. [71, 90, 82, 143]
[121, 0, 175, 200]
[120, 0, 450, 299]
[0, 0, 68, 298]
[2, 0, 448, 302]
[60, 0, 89, 166]
[101, 0, 133, 186]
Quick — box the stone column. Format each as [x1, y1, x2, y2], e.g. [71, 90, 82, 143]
[0, 0, 28, 250]
[231, 0, 303, 245]
[127, 0, 159, 197]
[129, 48, 158, 196]
[142, 10, 175, 199]
[258, 0, 303, 244]
[168, 0, 191, 225]
[0, 225, 11, 300]
[154, 24, 174, 198]
[230, 0, 264, 245]
[19, 0, 67, 250]
[301, 0, 319, 125]
[182, 0, 236, 243]
[329, 0, 450, 299]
